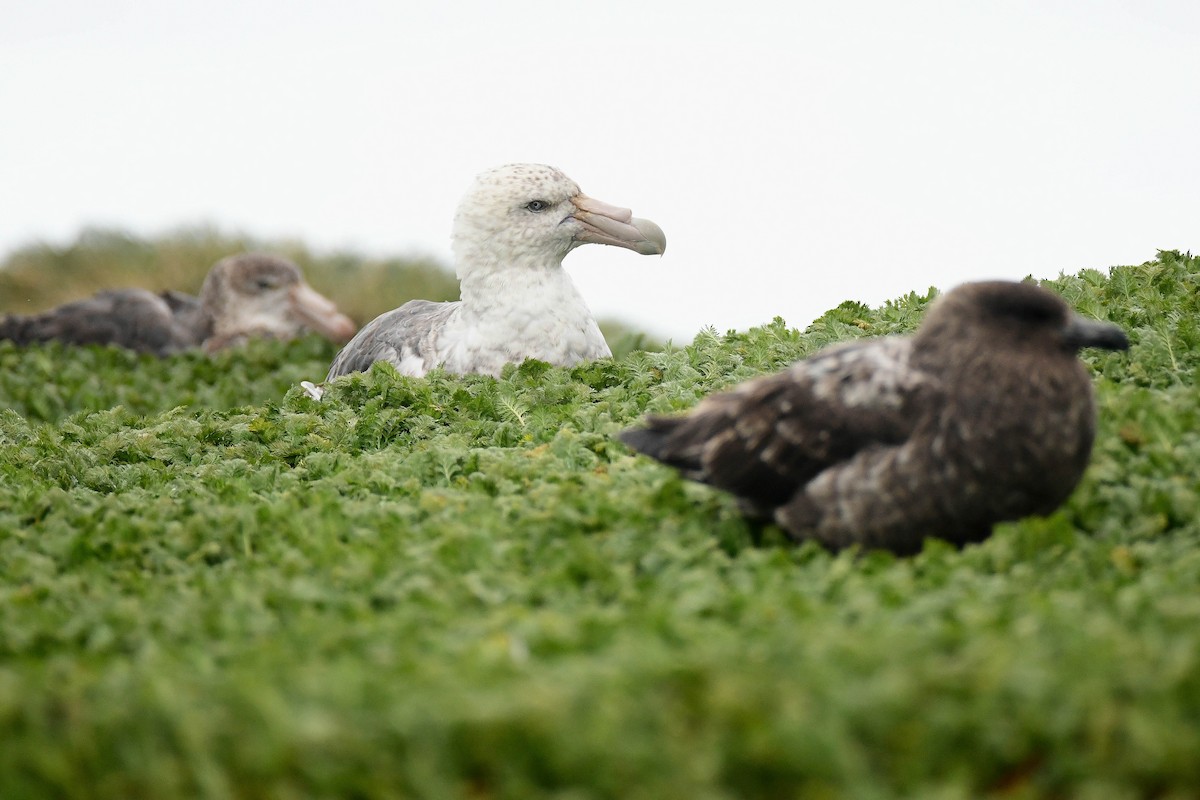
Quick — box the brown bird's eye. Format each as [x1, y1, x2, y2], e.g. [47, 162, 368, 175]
[255, 278, 275, 291]
[524, 200, 549, 213]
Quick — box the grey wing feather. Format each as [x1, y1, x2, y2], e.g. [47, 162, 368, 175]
[0, 289, 196, 356]
[620, 336, 933, 506]
[158, 289, 200, 314]
[158, 290, 209, 344]
[326, 300, 458, 379]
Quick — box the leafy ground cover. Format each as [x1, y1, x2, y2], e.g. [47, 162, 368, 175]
[0, 251, 1198, 797]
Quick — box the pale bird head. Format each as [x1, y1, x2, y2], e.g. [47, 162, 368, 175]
[199, 254, 356, 350]
[451, 163, 665, 278]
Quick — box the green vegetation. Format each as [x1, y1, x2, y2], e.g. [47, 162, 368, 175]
[1, 250, 1198, 798]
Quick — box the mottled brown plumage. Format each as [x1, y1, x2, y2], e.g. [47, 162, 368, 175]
[620, 281, 1129, 554]
[0, 254, 355, 356]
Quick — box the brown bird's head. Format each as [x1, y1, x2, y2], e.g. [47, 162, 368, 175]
[198, 254, 357, 352]
[915, 280, 1129, 358]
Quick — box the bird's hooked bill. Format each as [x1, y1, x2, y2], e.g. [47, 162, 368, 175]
[1063, 315, 1129, 351]
[289, 283, 357, 343]
[571, 194, 667, 255]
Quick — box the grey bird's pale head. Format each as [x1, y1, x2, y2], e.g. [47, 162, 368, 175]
[199, 254, 356, 351]
[450, 163, 666, 278]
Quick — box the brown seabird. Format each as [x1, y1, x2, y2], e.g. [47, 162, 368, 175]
[0, 254, 356, 356]
[620, 281, 1129, 554]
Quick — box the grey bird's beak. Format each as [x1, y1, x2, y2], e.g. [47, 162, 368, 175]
[1063, 315, 1129, 351]
[289, 283, 357, 344]
[570, 194, 666, 255]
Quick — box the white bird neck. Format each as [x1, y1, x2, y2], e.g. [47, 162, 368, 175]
[456, 256, 588, 321]
[431, 255, 610, 375]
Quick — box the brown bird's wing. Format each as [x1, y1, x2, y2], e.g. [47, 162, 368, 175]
[620, 336, 934, 510]
[0, 289, 197, 356]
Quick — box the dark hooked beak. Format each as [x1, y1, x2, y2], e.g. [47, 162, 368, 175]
[1063, 315, 1129, 351]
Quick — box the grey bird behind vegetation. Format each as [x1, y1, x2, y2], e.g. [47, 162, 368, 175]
[304, 163, 665, 401]
[0, 254, 356, 356]
[620, 281, 1129, 554]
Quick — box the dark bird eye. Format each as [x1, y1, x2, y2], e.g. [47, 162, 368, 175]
[255, 278, 275, 291]
[524, 200, 549, 213]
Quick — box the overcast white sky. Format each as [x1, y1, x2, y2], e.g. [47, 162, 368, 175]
[2, 1, 1197, 340]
